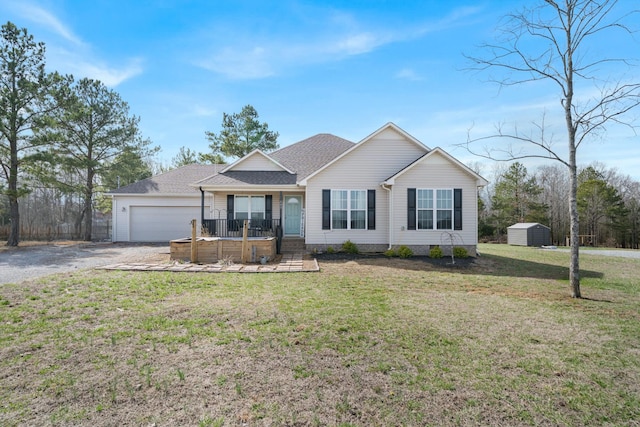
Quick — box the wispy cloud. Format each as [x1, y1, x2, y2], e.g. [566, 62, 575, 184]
[193, 5, 483, 80]
[9, 2, 83, 45]
[74, 58, 144, 87]
[5, 3, 144, 86]
[396, 68, 423, 81]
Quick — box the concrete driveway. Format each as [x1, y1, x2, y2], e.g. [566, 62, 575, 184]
[0, 242, 168, 285]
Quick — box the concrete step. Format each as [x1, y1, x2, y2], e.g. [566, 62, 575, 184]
[281, 238, 306, 253]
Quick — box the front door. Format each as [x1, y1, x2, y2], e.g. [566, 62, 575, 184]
[284, 195, 302, 235]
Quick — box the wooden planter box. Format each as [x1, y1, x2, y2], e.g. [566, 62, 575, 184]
[170, 237, 276, 264]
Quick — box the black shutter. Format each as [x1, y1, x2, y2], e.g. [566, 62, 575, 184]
[407, 188, 416, 230]
[227, 195, 237, 231]
[265, 195, 272, 229]
[322, 189, 331, 230]
[367, 189, 376, 230]
[454, 188, 462, 230]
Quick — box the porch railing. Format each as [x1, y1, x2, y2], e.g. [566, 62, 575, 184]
[202, 218, 281, 239]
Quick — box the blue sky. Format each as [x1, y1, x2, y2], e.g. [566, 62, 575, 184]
[2, 0, 639, 180]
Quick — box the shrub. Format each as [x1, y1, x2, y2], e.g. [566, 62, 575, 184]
[326, 246, 335, 254]
[383, 248, 397, 257]
[453, 246, 469, 258]
[341, 240, 359, 254]
[429, 246, 443, 259]
[397, 245, 413, 258]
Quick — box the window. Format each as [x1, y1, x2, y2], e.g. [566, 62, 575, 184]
[328, 190, 368, 230]
[331, 190, 347, 229]
[411, 189, 453, 230]
[234, 196, 265, 221]
[417, 189, 433, 229]
[436, 189, 453, 230]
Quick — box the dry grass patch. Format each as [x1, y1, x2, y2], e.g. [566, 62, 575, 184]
[0, 244, 639, 426]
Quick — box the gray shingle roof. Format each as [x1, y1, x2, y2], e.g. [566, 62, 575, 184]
[270, 133, 354, 180]
[110, 134, 355, 194]
[196, 171, 297, 186]
[107, 164, 221, 194]
[196, 133, 354, 188]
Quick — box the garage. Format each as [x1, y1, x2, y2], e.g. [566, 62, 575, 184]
[108, 164, 221, 243]
[129, 206, 206, 242]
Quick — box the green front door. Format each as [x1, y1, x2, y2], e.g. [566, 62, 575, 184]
[284, 196, 302, 235]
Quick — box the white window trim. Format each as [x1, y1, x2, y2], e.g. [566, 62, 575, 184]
[416, 188, 454, 231]
[330, 189, 368, 230]
[234, 195, 266, 220]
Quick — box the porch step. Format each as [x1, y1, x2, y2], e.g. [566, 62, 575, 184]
[281, 237, 306, 253]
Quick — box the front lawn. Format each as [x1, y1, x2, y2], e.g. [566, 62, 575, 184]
[1, 244, 638, 426]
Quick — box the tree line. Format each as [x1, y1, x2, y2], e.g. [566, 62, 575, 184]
[479, 161, 640, 249]
[0, 20, 281, 247]
[0, 21, 159, 245]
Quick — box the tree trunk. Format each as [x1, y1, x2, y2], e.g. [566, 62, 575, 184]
[82, 170, 94, 241]
[568, 161, 581, 298]
[7, 196, 19, 246]
[6, 130, 20, 247]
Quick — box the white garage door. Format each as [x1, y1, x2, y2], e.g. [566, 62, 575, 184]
[130, 206, 206, 242]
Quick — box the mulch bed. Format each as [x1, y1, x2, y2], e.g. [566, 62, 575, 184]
[313, 252, 477, 268]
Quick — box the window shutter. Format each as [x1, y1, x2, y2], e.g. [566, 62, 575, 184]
[454, 188, 462, 230]
[322, 189, 331, 230]
[367, 189, 376, 230]
[407, 188, 416, 230]
[265, 194, 272, 229]
[227, 195, 234, 218]
[227, 194, 236, 231]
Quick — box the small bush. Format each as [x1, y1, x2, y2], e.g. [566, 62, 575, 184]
[326, 246, 335, 254]
[384, 248, 397, 257]
[397, 245, 413, 258]
[453, 247, 469, 258]
[429, 246, 443, 259]
[341, 240, 359, 254]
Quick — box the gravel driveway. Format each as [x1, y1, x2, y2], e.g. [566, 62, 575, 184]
[551, 247, 640, 259]
[0, 243, 169, 285]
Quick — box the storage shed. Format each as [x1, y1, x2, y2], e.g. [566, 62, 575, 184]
[507, 223, 551, 247]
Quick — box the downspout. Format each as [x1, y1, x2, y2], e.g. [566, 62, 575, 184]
[199, 187, 205, 228]
[381, 183, 393, 250]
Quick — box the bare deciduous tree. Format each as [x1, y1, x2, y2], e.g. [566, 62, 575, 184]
[462, 0, 640, 298]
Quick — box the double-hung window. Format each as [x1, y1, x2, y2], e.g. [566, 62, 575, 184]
[417, 189, 433, 229]
[408, 188, 461, 231]
[331, 190, 367, 230]
[436, 189, 453, 230]
[235, 196, 265, 221]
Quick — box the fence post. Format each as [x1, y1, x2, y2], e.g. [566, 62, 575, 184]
[190, 219, 198, 263]
[241, 219, 249, 263]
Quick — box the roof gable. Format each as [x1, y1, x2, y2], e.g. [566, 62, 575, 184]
[270, 133, 354, 180]
[221, 149, 293, 173]
[383, 147, 489, 187]
[299, 123, 429, 185]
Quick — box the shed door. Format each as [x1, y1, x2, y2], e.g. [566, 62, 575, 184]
[130, 206, 204, 242]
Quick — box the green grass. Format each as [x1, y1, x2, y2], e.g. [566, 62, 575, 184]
[0, 244, 639, 426]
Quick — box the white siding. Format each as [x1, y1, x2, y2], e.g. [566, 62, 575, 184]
[305, 128, 426, 247]
[390, 152, 479, 247]
[230, 153, 284, 171]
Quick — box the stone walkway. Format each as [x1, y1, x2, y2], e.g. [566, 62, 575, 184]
[98, 253, 318, 273]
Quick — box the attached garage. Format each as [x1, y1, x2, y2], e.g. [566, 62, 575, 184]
[129, 206, 205, 242]
[508, 222, 552, 247]
[108, 164, 220, 242]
